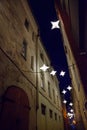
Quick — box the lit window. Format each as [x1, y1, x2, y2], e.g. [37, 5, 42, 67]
[41, 104, 46, 115]
[31, 56, 34, 70]
[21, 40, 27, 60]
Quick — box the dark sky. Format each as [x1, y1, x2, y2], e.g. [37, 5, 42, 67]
[28, 0, 71, 102]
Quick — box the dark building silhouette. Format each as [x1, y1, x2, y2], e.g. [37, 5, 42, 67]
[55, 0, 87, 130]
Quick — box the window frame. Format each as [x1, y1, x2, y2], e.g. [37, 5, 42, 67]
[21, 39, 27, 60]
[31, 56, 34, 70]
[41, 103, 46, 115]
[24, 18, 29, 31]
[49, 109, 53, 118]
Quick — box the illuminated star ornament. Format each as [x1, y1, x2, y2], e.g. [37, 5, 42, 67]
[67, 112, 74, 119]
[70, 109, 74, 113]
[63, 100, 67, 104]
[69, 102, 73, 106]
[60, 70, 65, 76]
[50, 70, 57, 76]
[51, 20, 60, 29]
[67, 85, 72, 91]
[40, 64, 49, 72]
[62, 89, 67, 94]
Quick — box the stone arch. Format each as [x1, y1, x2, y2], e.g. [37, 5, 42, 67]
[0, 85, 30, 130]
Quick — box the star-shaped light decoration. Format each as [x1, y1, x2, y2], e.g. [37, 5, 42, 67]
[67, 112, 74, 119]
[50, 70, 57, 76]
[63, 100, 67, 104]
[67, 112, 73, 116]
[70, 109, 74, 113]
[51, 20, 60, 30]
[60, 70, 65, 76]
[40, 64, 49, 72]
[67, 85, 72, 91]
[68, 115, 73, 119]
[62, 89, 67, 94]
[69, 102, 73, 106]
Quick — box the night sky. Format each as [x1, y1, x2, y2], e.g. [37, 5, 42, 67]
[28, 0, 71, 103]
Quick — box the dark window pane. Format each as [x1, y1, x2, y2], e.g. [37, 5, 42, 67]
[49, 109, 53, 118]
[41, 104, 46, 115]
[24, 19, 29, 31]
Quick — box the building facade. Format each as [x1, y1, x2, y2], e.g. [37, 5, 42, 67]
[55, 0, 87, 130]
[0, 0, 64, 130]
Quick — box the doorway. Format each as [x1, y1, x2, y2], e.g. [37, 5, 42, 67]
[0, 86, 30, 130]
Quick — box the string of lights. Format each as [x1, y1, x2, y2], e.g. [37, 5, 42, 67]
[40, 62, 74, 121]
[50, 20, 75, 123]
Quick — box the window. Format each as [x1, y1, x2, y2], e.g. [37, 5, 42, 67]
[31, 56, 34, 70]
[41, 104, 46, 115]
[55, 79, 58, 88]
[51, 74, 54, 80]
[40, 53, 44, 62]
[85, 101, 87, 110]
[64, 45, 67, 54]
[40, 71, 44, 89]
[24, 18, 29, 31]
[21, 40, 27, 60]
[32, 32, 34, 41]
[53, 89, 55, 103]
[32, 32, 36, 42]
[48, 82, 51, 98]
[55, 113, 57, 120]
[57, 95, 59, 105]
[49, 109, 53, 118]
[59, 115, 61, 121]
